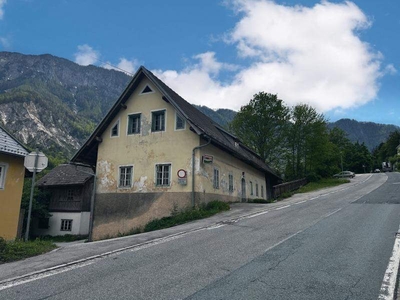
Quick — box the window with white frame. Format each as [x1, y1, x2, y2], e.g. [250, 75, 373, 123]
[111, 120, 119, 137]
[229, 173, 233, 192]
[119, 166, 133, 188]
[152, 110, 166, 132]
[60, 219, 73, 231]
[261, 185, 264, 198]
[156, 164, 171, 186]
[175, 113, 185, 130]
[250, 181, 253, 195]
[127, 113, 141, 135]
[0, 164, 6, 189]
[256, 183, 259, 197]
[213, 168, 220, 189]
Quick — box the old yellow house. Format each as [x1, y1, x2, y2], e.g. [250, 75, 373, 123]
[72, 66, 281, 240]
[0, 125, 29, 240]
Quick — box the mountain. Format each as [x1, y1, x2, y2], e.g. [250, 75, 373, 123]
[0, 52, 398, 161]
[0, 51, 131, 158]
[328, 119, 400, 151]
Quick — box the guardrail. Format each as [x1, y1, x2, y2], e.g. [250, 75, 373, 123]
[273, 178, 307, 198]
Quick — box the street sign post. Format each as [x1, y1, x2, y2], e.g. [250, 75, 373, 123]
[24, 150, 48, 241]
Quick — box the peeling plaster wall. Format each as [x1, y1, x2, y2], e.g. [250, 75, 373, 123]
[93, 78, 200, 239]
[198, 142, 268, 202]
[0, 153, 25, 240]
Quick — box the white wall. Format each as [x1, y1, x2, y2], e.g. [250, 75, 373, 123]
[34, 212, 90, 236]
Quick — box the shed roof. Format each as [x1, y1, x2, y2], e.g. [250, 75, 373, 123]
[37, 164, 94, 187]
[0, 125, 29, 157]
[72, 66, 281, 180]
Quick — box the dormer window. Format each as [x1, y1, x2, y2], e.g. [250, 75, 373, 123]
[152, 110, 166, 132]
[111, 120, 119, 137]
[175, 113, 185, 130]
[140, 85, 153, 94]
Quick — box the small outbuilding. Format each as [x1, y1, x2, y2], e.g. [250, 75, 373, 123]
[35, 164, 94, 236]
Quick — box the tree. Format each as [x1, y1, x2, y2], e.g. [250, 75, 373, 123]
[285, 104, 330, 180]
[230, 92, 290, 169]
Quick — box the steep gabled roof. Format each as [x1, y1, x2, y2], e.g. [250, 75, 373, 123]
[37, 164, 94, 187]
[71, 66, 280, 179]
[0, 125, 29, 157]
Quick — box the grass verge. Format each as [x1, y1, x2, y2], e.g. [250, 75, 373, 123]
[296, 178, 350, 193]
[144, 201, 230, 233]
[0, 238, 57, 264]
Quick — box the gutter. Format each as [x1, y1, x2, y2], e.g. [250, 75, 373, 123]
[191, 136, 211, 207]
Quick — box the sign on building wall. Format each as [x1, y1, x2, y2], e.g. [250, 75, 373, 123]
[202, 155, 213, 164]
[177, 169, 187, 185]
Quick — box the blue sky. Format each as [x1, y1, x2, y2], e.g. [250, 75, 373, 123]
[0, 0, 399, 126]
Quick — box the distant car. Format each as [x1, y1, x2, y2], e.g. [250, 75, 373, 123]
[374, 169, 380, 173]
[333, 171, 355, 178]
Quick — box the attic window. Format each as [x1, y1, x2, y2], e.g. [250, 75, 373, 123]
[111, 120, 119, 137]
[234, 142, 240, 148]
[140, 85, 153, 94]
[175, 113, 185, 130]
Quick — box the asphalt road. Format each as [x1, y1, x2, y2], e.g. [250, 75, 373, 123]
[1, 173, 400, 300]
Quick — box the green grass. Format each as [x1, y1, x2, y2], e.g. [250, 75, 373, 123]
[39, 234, 88, 243]
[0, 238, 57, 264]
[296, 178, 350, 193]
[144, 201, 230, 233]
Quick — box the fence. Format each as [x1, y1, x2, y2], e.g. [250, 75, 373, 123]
[273, 178, 307, 198]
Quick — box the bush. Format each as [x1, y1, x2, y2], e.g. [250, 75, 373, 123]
[0, 239, 57, 264]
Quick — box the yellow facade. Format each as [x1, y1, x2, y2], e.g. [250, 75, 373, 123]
[97, 78, 199, 195]
[0, 153, 25, 240]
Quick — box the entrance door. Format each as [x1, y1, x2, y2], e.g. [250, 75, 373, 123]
[241, 178, 246, 202]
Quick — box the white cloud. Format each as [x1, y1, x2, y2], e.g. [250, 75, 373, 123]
[74, 44, 99, 66]
[384, 64, 397, 75]
[0, 37, 10, 49]
[155, 0, 383, 112]
[0, 0, 6, 20]
[102, 58, 138, 75]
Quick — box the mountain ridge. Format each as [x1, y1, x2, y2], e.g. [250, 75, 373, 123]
[0, 51, 398, 160]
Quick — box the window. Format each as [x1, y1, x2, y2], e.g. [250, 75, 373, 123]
[0, 164, 6, 189]
[140, 85, 153, 94]
[60, 219, 73, 231]
[128, 113, 141, 135]
[175, 113, 185, 130]
[250, 181, 253, 195]
[261, 185, 264, 198]
[156, 164, 171, 186]
[229, 173, 233, 192]
[213, 168, 220, 189]
[256, 183, 259, 197]
[152, 110, 166, 132]
[111, 121, 119, 137]
[119, 166, 133, 188]
[66, 189, 74, 201]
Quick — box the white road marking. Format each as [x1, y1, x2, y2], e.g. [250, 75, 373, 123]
[244, 210, 269, 219]
[378, 226, 400, 300]
[294, 200, 307, 205]
[275, 205, 291, 210]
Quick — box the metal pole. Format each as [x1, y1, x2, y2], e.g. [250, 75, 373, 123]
[191, 137, 211, 208]
[25, 149, 39, 242]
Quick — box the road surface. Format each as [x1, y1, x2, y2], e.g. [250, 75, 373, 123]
[1, 172, 399, 300]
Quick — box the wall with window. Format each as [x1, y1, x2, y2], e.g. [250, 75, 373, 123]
[0, 153, 26, 240]
[33, 212, 90, 236]
[196, 143, 267, 203]
[96, 78, 199, 195]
